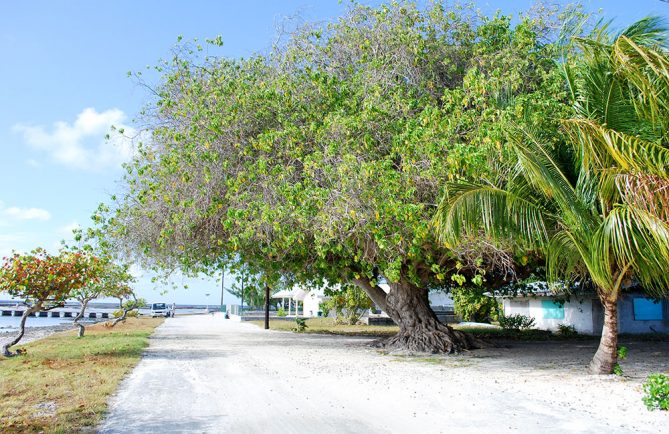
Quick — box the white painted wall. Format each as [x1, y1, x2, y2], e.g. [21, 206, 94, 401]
[503, 298, 594, 334]
[303, 291, 326, 317]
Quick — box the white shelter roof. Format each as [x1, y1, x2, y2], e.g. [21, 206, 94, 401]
[271, 289, 294, 299]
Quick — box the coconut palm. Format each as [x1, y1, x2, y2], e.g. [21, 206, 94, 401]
[434, 17, 669, 374]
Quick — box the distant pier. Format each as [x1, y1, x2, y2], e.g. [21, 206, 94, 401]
[0, 307, 113, 319]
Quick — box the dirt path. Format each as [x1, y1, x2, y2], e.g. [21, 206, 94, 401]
[98, 315, 669, 434]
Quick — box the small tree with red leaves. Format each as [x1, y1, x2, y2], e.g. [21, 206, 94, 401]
[0, 248, 98, 357]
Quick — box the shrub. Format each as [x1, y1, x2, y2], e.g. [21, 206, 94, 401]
[613, 346, 629, 376]
[277, 307, 287, 317]
[451, 287, 498, 323]
[319, 302, 331, 318]
[294, 318, 308, 332]
[642, 374, 669, 411]
[322, 285, 372, 325]
[556, 324, 578, 337]
[112, 309, 139, 318]
[498, 313, 535, 331]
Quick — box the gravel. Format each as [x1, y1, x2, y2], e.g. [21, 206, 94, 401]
[98, 314, 669, 434]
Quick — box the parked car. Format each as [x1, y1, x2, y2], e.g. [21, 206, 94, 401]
[150, 302, 170, 317]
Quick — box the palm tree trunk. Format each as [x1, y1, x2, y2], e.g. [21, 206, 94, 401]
[2, 304, 40, 357]
[589, 297, 618, 374]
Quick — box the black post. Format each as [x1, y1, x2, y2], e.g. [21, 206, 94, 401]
[264, 285, 270, 330]
[220, 268, 225, 312]
[240, 278, 244, 315]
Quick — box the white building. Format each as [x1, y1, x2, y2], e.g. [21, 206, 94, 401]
[502, 292, 668, 335]
[271, 287, 307, 316]
[274, 283, 455, 320]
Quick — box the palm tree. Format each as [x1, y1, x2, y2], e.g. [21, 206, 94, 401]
[434, 17, 669, 374]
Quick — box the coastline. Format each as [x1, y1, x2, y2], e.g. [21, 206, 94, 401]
[0, 324, 78, 347]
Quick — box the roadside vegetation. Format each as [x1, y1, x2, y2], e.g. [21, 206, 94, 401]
[0, 318, 163, 433]
[87, 0, 669, 376]
[251, 318, 662, 342]
[250, 317, 399, 337]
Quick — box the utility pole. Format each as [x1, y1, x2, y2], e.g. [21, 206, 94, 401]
[264, 284, 270, 330]
[220, 267, 225, 312]
[240, 277, 244, 315]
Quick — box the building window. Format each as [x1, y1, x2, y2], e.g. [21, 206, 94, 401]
[633, 298, 663, 321]
[542, 300, 564, 319]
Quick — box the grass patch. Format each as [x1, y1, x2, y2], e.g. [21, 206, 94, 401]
[250, 317, 399, 337]
[251, 318, 608, 342]
[391, 356, 445, 365]
[390, 355, 476, 368]
[0, 317, 163, 433]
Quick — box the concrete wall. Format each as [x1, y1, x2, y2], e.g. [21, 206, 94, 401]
[504, 294, 669, 335]
[303, 291, 325, 317]
[503, 298, 595, 334]
[618, 295, 668, 334]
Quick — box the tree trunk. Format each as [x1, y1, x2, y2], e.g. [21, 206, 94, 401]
[589, 298, 619, 374]
[354, 277, 480, 353]
[74, 298, 90, 338]
[264, 285, 270, 330]
[2, 304, 40, 357]
[352, 277, 389, 311]
[112, 308, 129, 327]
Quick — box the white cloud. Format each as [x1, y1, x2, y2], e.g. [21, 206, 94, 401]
[13, 107, 138, 171]
[0, 233, 30, 258]
[3, 206, 51, 221]
[57, 221, 80, 238]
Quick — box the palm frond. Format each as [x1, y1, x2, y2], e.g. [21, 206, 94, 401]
[613, 35, 669, 132]
[618, 16, 669, 49]
[565, 119, 669, 179]
[546, 230, 593, 290]
[507, 124, 594, 231]
[616, 173, 669, 224]
[594, 205, 669, 296]
[434, 181, 552, 249]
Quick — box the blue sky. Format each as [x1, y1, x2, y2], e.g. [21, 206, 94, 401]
[1, 0, 667, 305]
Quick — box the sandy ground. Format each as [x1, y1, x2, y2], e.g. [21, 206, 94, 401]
[98, 315, 669, 434]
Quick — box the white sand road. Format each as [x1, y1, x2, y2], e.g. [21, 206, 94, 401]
[98, 315, 669, 434]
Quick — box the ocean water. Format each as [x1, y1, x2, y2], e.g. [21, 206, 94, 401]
[0, 316, 76, 331]
[0, 308, 209, 332]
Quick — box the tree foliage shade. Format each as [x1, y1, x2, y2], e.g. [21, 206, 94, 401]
[435, 16, 669, 373]
[109, 1, 567, 295]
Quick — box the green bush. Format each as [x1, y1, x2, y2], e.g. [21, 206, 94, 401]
[294, 318, 308, 332]
[556, 324, 578, 337]
[498, 313, 535, 331]
[319, 302, 331, 318]
[112, 309, 139, 318]
[613, 346, 629, 376]
[322, 285, 372, 325]
[642, 374, 669, 411]
[451, 287, 498, 323]
[276, 307, 287, 317]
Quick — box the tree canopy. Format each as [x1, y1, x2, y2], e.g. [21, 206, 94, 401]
[0, 248, 101, 355]
[434, 17, 669, 373]
[108, 1, 571, 351]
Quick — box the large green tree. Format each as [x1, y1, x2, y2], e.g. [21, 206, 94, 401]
[109, 2, 567, 352]
[435, 17, 669, 373]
